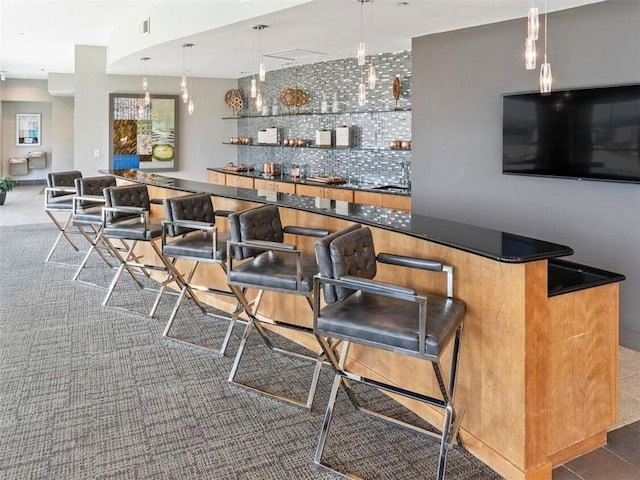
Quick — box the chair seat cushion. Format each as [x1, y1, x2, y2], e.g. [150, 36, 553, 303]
[163, 232, 230, 261]
[103, 220, 163, 241]
[72, 210, 102, 225]
[316, 291, 465, 358]
[228, 251, 318, 293]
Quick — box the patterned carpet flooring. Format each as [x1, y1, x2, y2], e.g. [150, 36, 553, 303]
[0, 224, 502, 479]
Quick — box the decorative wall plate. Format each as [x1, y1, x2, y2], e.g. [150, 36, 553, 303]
[279, 88, 308, 108]
[224, 89, 244, 113]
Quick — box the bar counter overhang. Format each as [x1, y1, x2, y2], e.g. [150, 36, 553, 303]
[102, 168, 625, 480]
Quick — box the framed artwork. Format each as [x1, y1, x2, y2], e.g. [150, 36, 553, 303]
[16, 113, 41, 146]
[109, 93, 179, 171]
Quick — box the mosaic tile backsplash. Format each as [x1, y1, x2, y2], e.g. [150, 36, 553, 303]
[232, 51, 412, 187]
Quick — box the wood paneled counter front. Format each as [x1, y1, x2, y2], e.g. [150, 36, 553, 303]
[103, 169, 624, 480]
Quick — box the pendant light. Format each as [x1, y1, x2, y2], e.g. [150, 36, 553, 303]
[366, 1, 376, 89]
[356, 0, 371, 66]
[525, 1, 538, 70]
[254, 25, 267, 82]
[181, 43, 194, 105]
[138, 57, 150, 117]
[539, 0, 552, 93]
[181, 44, 195, 114]
[527, 1, 539, 41]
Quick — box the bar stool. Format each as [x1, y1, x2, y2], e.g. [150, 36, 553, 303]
[71, 175, 119, 287]
[44, 170, 82, 264]
[225, 204, 331, 410]
[101, 183, 176, 317]
[312, 226, 466, 480]
[159, 193, 240, 355]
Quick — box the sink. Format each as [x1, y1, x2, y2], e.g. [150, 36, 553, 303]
[372, 184, 410, 192]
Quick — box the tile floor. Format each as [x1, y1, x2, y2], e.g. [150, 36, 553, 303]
[2, 184, 640, 478]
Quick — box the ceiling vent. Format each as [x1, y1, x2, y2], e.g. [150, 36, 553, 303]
[138, 17, 150, 36]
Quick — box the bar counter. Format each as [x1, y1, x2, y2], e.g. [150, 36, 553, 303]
[103, 168, 624, 480]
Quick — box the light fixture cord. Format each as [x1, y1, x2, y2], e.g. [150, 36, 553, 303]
[544, 0, 548, 56]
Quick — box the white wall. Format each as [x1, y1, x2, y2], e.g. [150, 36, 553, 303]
[412, 1, 640, 349]
[74, 45, 236, 181]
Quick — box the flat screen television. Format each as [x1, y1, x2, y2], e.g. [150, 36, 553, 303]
[502, 84, 640, 184]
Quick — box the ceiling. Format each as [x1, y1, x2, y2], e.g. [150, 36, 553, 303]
[0, 0, 606, 81]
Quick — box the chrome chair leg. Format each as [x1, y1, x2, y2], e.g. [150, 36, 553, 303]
[45, 211, 80, 263]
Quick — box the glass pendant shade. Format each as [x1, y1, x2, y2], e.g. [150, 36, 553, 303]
[540, 57, 552, 93]
[255, 91, 263, 112]
[188, 97, 194, 115]
[367, 63, 377, 89]
[137, 102, 145, 118]
[250, 77, 257, 98]
[357, 82, 366, 106]
[525, 37, 536, 70]
[142, 76, 148, 91]
[180, 75, 187, 92]
[528, 7, 539, 40]
[182, 87, 189, 104]
[357, 42, 366, 66]
[144, 90, 150, 106]
[259, 62, 266, 82]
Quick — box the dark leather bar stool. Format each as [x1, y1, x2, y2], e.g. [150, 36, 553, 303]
[225, 204, 332, 410]
[71, 175, 119, 286]
[101, 183, 176, 317]
[159, 193, 240, 355]
[44, 170, 83, 264]
[312, 226, 466, 480]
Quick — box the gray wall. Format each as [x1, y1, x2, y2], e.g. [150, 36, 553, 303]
[73, 46, 236, 181]
[0, 79, 75, 179]
[412, 1, 640, 350]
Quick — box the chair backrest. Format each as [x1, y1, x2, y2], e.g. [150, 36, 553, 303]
[163, 193, 215, 236]
[103, 184, 150, 221]
[314, 223, 363, 304]
[325, 227, 377, 303]
[229, 204, 284, 259]
[74, 175, 116, 208]
[47, 170, 82, 198]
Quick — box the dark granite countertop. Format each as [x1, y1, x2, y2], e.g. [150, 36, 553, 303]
[207, 167, 411, 196]
[102, 169, 574, 264]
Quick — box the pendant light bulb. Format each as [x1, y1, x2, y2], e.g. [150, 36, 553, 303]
[525, 37, 536, 70]
[358, 82, 366, 106]
[256, 91, 263, 112]
[182, 87, 189, 104]
[250, 77, 257, 98]
[142, 76, 148, 91]
[259, 62, 266, 82]
[367, 63, 377, 89]
[357, 42, 366, 67]
[528, 7, 539, 40]
[188, 97, 194, 115]
[180, 75, 187, 92]
[540, 57, 552, 93]
[144, 90, 150, 106]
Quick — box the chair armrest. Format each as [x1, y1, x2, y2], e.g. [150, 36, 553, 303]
[72, 195, 105, 214]
[284, 225, 330, 237]
[103, 205, 147, 215]
[102, 206, 148, 228]
[377, 253, 444, 272]
[339, 275, 416, 296]
[166, 219, 215, 231]
[214, 209, 235, 218]
[45, 186, 76, 195]
[377, 253, 454, 297]
[239, 239, 297, 252]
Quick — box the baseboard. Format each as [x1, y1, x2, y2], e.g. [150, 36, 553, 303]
[15, 179, 46, 186]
